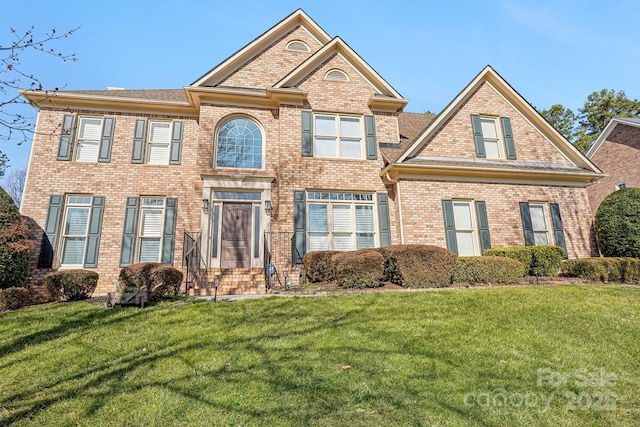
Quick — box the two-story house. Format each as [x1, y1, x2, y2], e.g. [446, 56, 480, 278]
[19, 10, 604, 300]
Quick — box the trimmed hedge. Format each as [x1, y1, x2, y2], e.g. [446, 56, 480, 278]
[484, 245, 564, 276]
[303, 251, 339, 283]
[0, 287, 30, 311]
[45, 270, 99, 301]
[454, 256, 524, 284]
[377, 244, 457, 288]
[119, 263, 183, 301]
[595, 188, 640, 258]
[560, 258, 640, 282]
[332, 249, 384, 289]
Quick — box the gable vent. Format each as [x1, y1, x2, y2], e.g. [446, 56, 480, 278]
[325, 69, 349, 82]
[286, 40, 310, 52]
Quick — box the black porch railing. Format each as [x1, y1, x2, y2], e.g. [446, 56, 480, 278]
[263, 232, 301, 290]
[182, 230, 204, 296]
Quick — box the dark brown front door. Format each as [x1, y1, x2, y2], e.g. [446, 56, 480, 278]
[220, 203, 252, 268]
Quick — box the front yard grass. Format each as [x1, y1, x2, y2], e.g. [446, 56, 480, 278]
[1, 285, 639, 426]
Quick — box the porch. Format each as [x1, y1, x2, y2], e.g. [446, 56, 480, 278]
[182, 231, 304, 296]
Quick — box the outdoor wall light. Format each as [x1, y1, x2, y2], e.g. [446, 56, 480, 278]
[264, 200, 272, 217]
[202, 198, 210, 214]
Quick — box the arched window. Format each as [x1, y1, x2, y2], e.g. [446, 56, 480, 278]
[215, 117, 263, 169]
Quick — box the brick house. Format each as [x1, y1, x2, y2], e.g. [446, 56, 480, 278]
[585, 117, 640, 215]
[19, 10, 604, 300]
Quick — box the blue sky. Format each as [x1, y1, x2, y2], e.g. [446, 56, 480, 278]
[3, 0, 640, 171]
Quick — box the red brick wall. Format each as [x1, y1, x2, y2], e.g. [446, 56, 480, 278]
[587, 124, 640, 215]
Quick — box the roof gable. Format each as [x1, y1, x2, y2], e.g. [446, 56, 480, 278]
[586, 117, 640, 158]
[192, 9, 331, 87]
[273, 37, 404, 100]
[396, 66, 601, 173]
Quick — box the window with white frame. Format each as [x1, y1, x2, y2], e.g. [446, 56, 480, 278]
[138, 197, 165, 262]
[480, 117, 501, 159]
[60, 195, 93, 265]
[529, 203, 551, 245]
[314, 114, 363, 158]
[215, 117, 263, 169]
[147, 121, 172, 164]
[452, 201, 478, 256]
[307, 192, 375, 251]
[76, 117, 103, 162]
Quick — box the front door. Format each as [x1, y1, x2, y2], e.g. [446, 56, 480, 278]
[220, 203, 252, 268]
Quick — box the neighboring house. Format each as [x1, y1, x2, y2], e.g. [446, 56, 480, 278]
[19, 10, 604, 300]
[586, 117, 640, 215]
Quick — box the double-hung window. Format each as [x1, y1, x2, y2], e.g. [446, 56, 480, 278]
[307, 192, 375, 251]
[147, 122, 171, 164]
[442, 199, 491, 256]
[519, 202, 567, 257]
[314, 114, 363, 158]
[76, 118, 103, 161]
[138, 197, 165, 262]
[471, 114, 517, 160]
[60, 196, 92, 265]
[528, 203, 551, 245]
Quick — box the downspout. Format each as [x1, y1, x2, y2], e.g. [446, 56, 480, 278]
[385, 170, 404, 244]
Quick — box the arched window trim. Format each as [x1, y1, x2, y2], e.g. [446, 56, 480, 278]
[325, 69, 349, 82]
[285, 40, 310, 52]
[214, 115, 265, 170]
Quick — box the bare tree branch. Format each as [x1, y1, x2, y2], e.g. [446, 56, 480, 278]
[1, 167, 25, 207]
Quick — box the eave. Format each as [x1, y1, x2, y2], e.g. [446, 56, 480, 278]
[368, 95, 409, 113]
[381, 162, 604, 187]
[18, 89, 197, 116]
[184, 86, 308, 109]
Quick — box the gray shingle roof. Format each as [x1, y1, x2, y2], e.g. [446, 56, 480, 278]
[381, 112, 436, 163]
[57, 89, 189, 103]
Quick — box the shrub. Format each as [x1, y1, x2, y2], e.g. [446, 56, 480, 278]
[595, 188, 640, 257]
[331, 249, 384, 289]
[303, 251, 339, 283]
[530, 245, 565, 276]
[484, 247, 532, 276]
[44, 270, 99, 301]
[560, 258, 640, 282]
[119, 263, 183, 301]
[484, 245, 564, 276]
[0, 187, 33, 289]
[454, 256, 523, 284]
[377, 244, 457, 288]
[0, 287, 30, 311]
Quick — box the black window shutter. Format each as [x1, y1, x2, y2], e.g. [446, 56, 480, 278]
[57, 115, 75, 161]
[475, 200, 491, 253]
[377, 193, 391, 246]
[293, 190, 306, 263]
[119, 197, 139, 267]
[131, 119, 147, 163]
[365, 115, 377, 160]
[442, 200, 458, 254]
[501, 117, 517, 160]
[301, 111, 313, 157]
[97, 117, 115, 163]
[550, 203, 568, 259]
[519, 202, 535, 246]
[161, 198, 178, 265]
[39, 195, 63, 267]
[169, 120, 183, 165]
[84, 196, 105, 268]
[470, 114, 486, 158]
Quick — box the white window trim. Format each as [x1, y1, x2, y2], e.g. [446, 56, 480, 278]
[75, 117, 103, 162]
[146, 121, 172, 165]
[313, 113, 364, 159]
[452, 200, 479, 256]
[59, 195, 92, 268]
[479, 116, 503, 159]
[528, 202, 552, 246]
[324, 69, 349, 82]
[214, 116, 266, 171]
[285, 40, 310, 52]
[137, 196, 166, 263]
[306, 191, 376, 252]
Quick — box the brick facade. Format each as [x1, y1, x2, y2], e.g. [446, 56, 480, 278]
[587, 124, 640, 214]
[20, 10, 602, 301]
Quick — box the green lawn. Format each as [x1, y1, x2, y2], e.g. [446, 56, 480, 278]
[1, 285, 639, 426]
